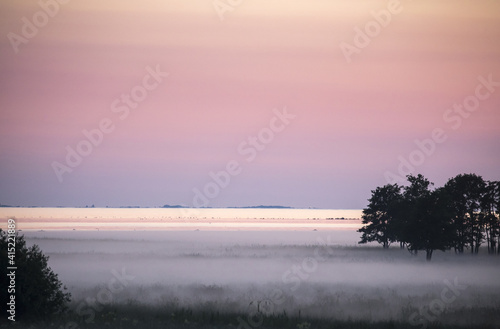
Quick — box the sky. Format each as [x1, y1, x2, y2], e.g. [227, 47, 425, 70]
[0, 0, 499, 209]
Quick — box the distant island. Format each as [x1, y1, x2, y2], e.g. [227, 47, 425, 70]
[162, 205, 293, 209]
[228, 205, 293, 209]
[0, 204, 295, 209]
[1, 204, 329, 210]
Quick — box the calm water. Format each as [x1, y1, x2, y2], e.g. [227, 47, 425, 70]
[0, 207, 362, 219]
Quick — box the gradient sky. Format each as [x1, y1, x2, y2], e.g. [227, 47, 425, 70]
[0, 0, 499, 208]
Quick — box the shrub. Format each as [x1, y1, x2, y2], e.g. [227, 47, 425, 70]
[0, 229, 71, 320]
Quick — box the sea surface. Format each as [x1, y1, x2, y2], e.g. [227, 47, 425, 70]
[0, 207, 363, 230]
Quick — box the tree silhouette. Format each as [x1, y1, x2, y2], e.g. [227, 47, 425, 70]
[358, 184, 402, 249]
[359, 173, 500, 260]
[399, 175, 455, 260]
[444, 174, 486, 254]
[397, 174, 433, 256]
[481, 180, 500, 254]
[359, 175, 459, 261]
[0, 229, 71, 320]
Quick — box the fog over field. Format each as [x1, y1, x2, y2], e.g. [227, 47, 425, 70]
[22, 230, 500, 327]
[2, 0, 499, 327]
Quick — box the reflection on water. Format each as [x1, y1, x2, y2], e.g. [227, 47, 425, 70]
[0, 207, 362, 219]
[0, 208, 363, 231]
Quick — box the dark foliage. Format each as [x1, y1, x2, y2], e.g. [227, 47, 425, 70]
[358, 173, 500, 260]
[358, 184, 402, 249]
[0, 229, 71, 320]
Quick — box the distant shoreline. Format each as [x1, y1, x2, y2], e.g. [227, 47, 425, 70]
[1, 205, 339, 209]
[0, 207, 362, 218]
[0, 207, 362, 231]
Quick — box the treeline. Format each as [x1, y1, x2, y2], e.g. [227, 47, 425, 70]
[358, 174, 500, 260]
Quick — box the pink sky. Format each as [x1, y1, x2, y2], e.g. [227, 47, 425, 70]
[0, 0, 499, 208]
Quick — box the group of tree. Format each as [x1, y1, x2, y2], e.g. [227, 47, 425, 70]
[358, 173, 500, 261]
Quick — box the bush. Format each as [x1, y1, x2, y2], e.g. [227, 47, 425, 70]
[0, 229, 71, 320]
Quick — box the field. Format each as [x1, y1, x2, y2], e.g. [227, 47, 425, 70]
[1, 209, 500, 328]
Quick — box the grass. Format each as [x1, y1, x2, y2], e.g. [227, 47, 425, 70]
[3, 302, 499, 329]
